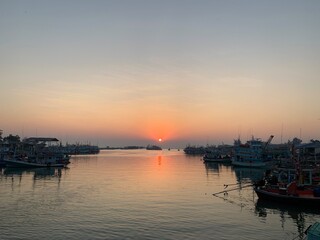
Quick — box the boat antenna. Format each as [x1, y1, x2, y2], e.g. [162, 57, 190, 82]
[299, 128, 302, 140]
[281, 123, 283, 144]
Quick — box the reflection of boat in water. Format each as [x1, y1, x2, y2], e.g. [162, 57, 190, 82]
[233, 167, 266, 183]
[255, 198, 320, 239]
[255, 198, 320, 215]
[204, 162, 220, 173]
[204, 161, 232, 175]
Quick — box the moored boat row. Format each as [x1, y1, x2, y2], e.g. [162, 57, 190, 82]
[186, 135, 320, 172]
[0, 136, 70, 168]
[198, 135, 320, 209]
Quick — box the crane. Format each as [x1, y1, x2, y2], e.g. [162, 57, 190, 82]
[264, 135, 274, 150]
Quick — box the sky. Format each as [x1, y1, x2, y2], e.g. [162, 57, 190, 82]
[1, 0, 320, 148]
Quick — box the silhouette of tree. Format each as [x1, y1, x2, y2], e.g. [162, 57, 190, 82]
[3, 134, 21, 144]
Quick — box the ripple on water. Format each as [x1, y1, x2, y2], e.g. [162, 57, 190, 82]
[0, 151, 318, 240]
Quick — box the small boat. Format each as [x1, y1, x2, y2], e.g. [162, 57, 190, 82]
[203, 152, 231, 163]
[146, 145, 162, 150]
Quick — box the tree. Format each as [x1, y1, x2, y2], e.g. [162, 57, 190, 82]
[3, 134, 21, 144]
[292, 137, 302, 146]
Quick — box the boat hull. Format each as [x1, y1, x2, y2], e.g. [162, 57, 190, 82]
[231, 159, 268, 168]
[4, 159, 65, 168]
[204, 157, 231, 163]
[254, 187, 320, 206]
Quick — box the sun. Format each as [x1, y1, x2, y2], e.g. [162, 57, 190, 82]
[158, 138, 162, 142]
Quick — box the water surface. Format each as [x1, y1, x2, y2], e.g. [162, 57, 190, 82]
[1, 150, 319, 239]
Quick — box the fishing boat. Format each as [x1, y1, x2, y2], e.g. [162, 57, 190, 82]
[3, 137, 69, 168]
[254, 150, 320, 206]
[203, 152, 231, 163]
[183, 145, 206, 155]
[254, 141, 320, 206]
[231, 135, 274, 167]
[254, 181, 320, 206]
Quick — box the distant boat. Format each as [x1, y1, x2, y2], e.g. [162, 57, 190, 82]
[146, 145, 162, 150]
[183, 145, 206, 155]
[62, 144, 100, 155]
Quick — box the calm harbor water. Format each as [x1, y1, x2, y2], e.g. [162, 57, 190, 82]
[1, 149, 319, 240]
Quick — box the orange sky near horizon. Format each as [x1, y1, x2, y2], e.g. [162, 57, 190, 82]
[1, 1, 320, 147]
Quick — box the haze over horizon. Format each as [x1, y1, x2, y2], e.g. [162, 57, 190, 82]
[1, 1, 320, 148]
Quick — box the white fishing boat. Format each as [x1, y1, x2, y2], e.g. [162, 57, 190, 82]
[231, 135, 274, 168]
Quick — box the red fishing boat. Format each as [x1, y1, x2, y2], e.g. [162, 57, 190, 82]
[254, 180, 320, 207]
[254, 142, 320, 206]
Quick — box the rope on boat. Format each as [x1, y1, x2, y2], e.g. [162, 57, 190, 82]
[223, 182, 252, 188]
[212, 184, 254, 195]
[212, 192, 249, 208]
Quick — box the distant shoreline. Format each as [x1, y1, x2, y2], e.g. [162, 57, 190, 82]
[99, 146, 145, 150]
